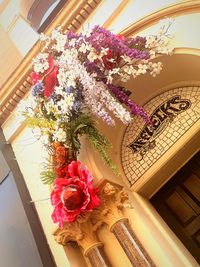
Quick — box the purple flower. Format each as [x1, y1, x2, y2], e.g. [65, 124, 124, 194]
[87, 25, 150, 60]
[32, 81, 44, 96]
[108, 84, 151, 124]
[65, 86, 84, 114]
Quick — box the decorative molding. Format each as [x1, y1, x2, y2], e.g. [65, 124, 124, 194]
[0, 0, 102, 125]
[94, 181, 129, 230]
[102, 0, 129, 29]
[120, 1, 200, 37]
[53, 180, 128, 267]
[53, 213, 103, 253]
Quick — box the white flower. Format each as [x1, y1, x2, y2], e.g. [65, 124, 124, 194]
[57, 68, 77, 88]
[53, 128, 67, 142]
[51, 29, 61, 40]
[120, 73, 130, 83]
[45, 99, 56, 115]
[87, 49, 99, 62]
[56, 93, 74, 114]
[17, 94, 37, 118]
[99, 48, 109, 57]
[39, 33, 50, 44]
[121, 55, 132, 64]
[33, 53, 49, 73]
[123, 65, 134, 75]
[54, 86, 65, 95]
[69, 39, 76, 47]
[107, 68, 120, 83]
[79, 42, 91, 53]
[145, 20, 174, 56]
[51, 30, 67, 52]
[148, 62, 163, 77]
[145, 36, 158, 49]
[81, 28, 92, 37]
[137, 64, 148, 75]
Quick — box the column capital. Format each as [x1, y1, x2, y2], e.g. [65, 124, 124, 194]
[53, 214, 103, 254]
[93, 181, 129, 230]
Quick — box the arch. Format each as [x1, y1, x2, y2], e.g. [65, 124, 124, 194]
[121, 84, 200, 192]
[120, 1, 200, 37]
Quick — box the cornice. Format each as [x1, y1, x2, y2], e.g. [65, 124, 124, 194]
[120, 1, 200, 37]
[0, 0, 102, 125]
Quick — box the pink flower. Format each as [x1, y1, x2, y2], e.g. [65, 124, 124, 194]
[50, 161, 101, 227]
[116, 34, 125, 40]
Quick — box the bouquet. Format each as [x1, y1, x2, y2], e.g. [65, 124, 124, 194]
[18, 21, 173, 226]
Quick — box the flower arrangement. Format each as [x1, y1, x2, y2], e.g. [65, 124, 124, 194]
[18, 21, 173, 226]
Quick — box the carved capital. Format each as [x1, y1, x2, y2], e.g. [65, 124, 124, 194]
[53, 214, 103, 254]
[93, 181, 129, 230]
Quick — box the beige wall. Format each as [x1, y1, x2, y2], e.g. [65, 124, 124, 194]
[0, 0, 38, 87]
[0, 25, 22, 87]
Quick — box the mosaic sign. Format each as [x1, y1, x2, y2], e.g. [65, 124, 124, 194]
[129, 95, 191, 156]
[121, 87, 200, 186]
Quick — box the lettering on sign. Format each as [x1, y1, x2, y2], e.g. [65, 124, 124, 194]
[129, 95, 191, 156]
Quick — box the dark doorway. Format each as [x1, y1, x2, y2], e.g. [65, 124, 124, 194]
[151, 151, 200, 264]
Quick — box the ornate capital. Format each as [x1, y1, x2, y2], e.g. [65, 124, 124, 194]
[53, 214, 103, 254]
[93, 181, 129, 230]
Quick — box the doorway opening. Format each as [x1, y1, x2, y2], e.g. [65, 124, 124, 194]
[151, 151, 200, 264]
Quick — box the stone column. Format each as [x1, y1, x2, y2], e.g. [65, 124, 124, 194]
[97, 182, 155, 267]
[86, 244, 112, 267]
[111, 219, 155, 267]
[53, 215, 112, 267]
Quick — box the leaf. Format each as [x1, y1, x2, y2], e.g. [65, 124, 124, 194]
[40, 170, 56, 185]
[74, 123, 87, 133]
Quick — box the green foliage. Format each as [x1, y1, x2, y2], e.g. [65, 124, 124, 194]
[40, 170, 56, 185]
[64, 113, 118, 173]
[27, 113, 118, 175]
[86, 127, 118, 174]
[25, 117, 55, 129]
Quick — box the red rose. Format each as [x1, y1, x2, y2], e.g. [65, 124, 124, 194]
[50, 161, 101, 227]
[102, 50, 121, 70]
[31, 55, 59, 98]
